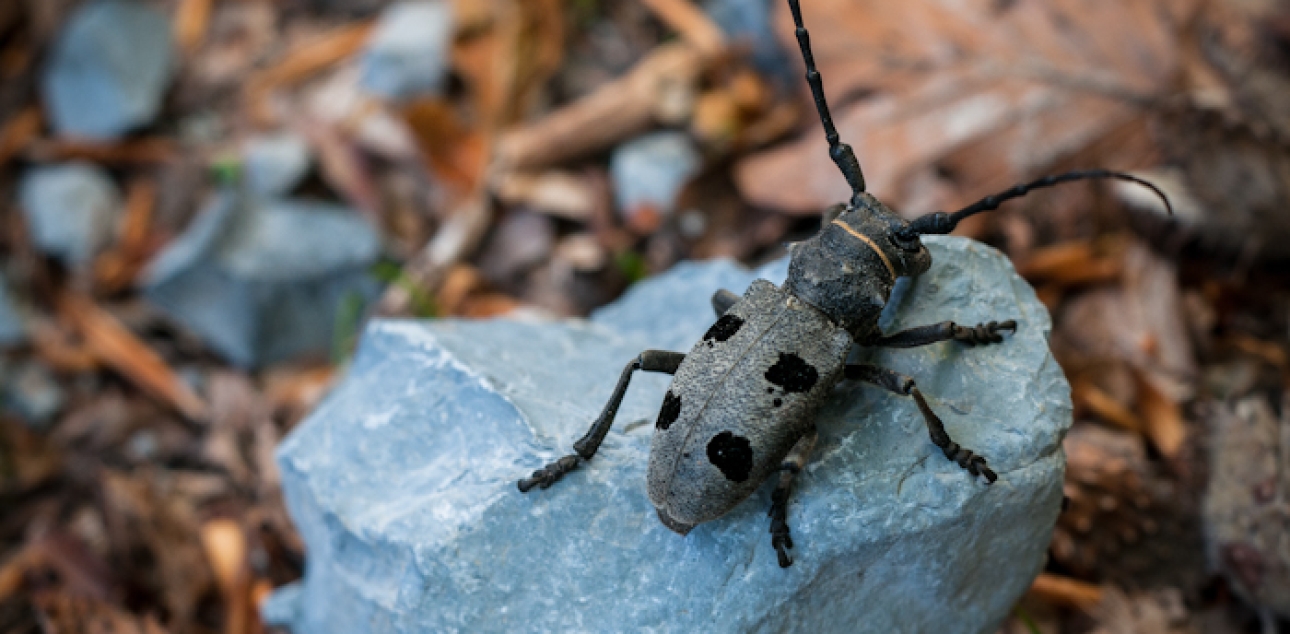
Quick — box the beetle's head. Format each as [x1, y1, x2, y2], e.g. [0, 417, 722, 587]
[829, 192, 932, 279]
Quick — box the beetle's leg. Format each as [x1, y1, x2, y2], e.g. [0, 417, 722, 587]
[518, 350, 686, 493]
[868, 320, 1016, 348]
[845, 364, 997, 483]
[711, 289, 740, 316]
[769, 428, 817, 568]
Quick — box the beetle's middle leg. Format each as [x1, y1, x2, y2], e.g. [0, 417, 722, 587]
[845, 364, 997, 483]
[869, 320, 1017, 348]
[518, 350, 685, 493]
[769, 428, 817, 568]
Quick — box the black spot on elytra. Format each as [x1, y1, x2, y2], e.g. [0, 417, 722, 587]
[703, 314, 744, 345]
[764, 352, 819, 393]
[657, 391, 681, 431]
[707, 431, 754, 482]
[773, 398, 783, 408]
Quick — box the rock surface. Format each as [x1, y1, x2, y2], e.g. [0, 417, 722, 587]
[271, 237, 1070, 633]
[242, 133, 312, 197]
[360, 1, 454, 100]
[19, 163, 122, 266]
[142, 192, 381, 368]
[41, 0, 175, 139]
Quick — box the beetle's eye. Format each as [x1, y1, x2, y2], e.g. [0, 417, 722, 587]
[888, 232, 921, 252]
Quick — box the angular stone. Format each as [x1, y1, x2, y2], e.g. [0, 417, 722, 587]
[610, 132, 702, 220]
[242, 133, 312, 197]
[41, 0, 175, 139]
[271, 237, 1070, 633]
[19, 163, 122, 266]
[142, 193, 382, 368]
[360, 1, 454, 100]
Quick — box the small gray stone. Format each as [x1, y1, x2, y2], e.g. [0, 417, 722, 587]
[19, 163, 122, 266]
[0, 280, 26, 347]
[1, 360, 66, 430]
[41, 0, 175, 139]
[610, 132, 703, 219]
[703, 0, 793, 85]
[272, 237, 1070, 633]
[243, 133, 312, 197]
[142, 193, 382, 368]
[360, 1, 454, 100]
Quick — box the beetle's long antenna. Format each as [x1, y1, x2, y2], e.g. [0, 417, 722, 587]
[901, 169, 1174, 237]
[788, 0, 867, 203]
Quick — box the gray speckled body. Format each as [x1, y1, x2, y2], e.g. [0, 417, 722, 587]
[649, 280, 852, 530]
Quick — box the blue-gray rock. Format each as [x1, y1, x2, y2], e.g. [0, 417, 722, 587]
[142, 193, 382, 368]
[0, 280, 26, 347]
[360, 1, 454, 100]
[610, 132, 702, 219]
[19, 163, 122, 266]
[243, 133, 312, 197]
[704, 0, 794, 86]
[271, 236, 1070, 633]
[41, 0, 175, 139]
[1, 360, 66, 430]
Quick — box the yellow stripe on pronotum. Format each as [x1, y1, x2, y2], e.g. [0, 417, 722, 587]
[830, 219, 895, 280]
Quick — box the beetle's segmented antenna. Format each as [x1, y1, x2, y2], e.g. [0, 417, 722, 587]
[788, 0, 867, 203]
[902, 169, 1175, 237]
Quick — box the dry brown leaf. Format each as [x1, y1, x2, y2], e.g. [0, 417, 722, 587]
[173, 0, 213, 55]
[244, 22, 375, 125]
[0, 106, 41, 165]
[1028, 572, 1104, 610]
[640, 0, 725, 59]
[26, 138, 177, 165]
[34, 594, 169, 634]
[735, 0, 1196, 214]
[95, 178, 157, 294]
[59, 294, 208, 422]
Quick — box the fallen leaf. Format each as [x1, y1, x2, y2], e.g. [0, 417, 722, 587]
[735, 0, 1196, 214]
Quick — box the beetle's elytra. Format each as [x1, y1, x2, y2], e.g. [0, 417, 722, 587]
[519, 0, 1172, 568]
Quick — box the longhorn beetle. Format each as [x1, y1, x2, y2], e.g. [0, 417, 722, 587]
[519, 0, 1172, 568]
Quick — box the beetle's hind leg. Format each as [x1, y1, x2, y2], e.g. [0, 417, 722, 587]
[769, 428, 818, 568]
[518, 350, 685, 492]
[845, 364, 997, 483]
[868, 320, 1017, 348]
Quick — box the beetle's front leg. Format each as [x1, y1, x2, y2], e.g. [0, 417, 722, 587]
[845, 364, 997, 483]
[518, 350, 685, 492]
[867, 320, 1017, 348]
[768, 428, 817, 568]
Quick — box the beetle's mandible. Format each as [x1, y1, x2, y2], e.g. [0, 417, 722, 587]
[518, 0, 1173, 568]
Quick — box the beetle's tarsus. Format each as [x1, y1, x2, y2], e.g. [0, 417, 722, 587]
[952, 320, 1016, 346]
[870, 319, 1017, 348]
[517, 454, 581, 492]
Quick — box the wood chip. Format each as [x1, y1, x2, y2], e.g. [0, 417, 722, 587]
[0, 106, 41, 165]
[95, 178, 158, 294]
[1029, 572, 1105, 610]
[1136, 370, 1187, 459]
[640, 0, 726, 59]
[1074, 379, 1144, 433]
[59, 293, 208, 422]
[174, 0, 213, 55]
[494, 41, 706, 172]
